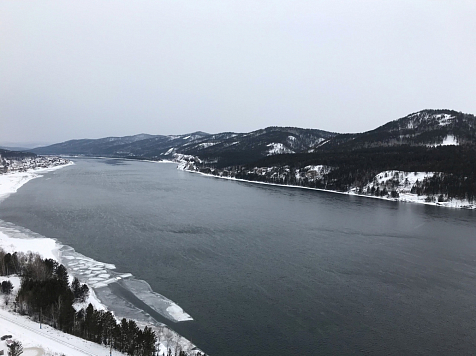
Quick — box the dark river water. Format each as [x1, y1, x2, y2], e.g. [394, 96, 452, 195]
[1, 158, 476, 355]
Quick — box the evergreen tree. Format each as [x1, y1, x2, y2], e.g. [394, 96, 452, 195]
[1, 280, 13, 294]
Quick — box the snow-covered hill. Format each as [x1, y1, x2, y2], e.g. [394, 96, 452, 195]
[32, 127, 336, 167]
[319, 109, 476, 150]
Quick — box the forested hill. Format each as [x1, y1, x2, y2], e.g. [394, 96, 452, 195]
[0, 148, 36, 160]
[181, 109, 476, 204]
[317, 109, 476, 151]
[32, 127, 336, 167]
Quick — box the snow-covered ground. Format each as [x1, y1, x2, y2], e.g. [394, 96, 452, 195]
[357, 170, 475, 209]
[427, 134, 459, 147]
[266, 143, 294, 155]
[0, 275, 120, 356]
[0, 217, 116, 355]
[0, 307, 125, 356]
[0, 231, 59, 261]
[0, 162, 74, 202]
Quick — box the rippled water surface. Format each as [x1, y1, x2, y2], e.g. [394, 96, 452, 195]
[1, 158, 476, 355]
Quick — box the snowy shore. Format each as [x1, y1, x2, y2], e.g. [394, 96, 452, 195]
[181, 167, 476, 210]
[0, 161, 74, 201]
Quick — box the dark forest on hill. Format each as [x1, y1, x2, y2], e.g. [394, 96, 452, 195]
[195, 145, 476, 202]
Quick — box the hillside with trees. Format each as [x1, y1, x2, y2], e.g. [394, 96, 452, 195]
[0, 248, 203, 356]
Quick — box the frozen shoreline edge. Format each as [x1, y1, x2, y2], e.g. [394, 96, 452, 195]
[68, 156, 474, 209]
[181, 168, 476, 210]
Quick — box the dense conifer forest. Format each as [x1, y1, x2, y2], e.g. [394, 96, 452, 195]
[194, 145, 476, 202]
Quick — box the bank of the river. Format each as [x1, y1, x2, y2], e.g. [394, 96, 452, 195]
[181, 167, 476, 210]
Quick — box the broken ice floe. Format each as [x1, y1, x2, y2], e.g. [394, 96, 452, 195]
[59, 245, 193, 322]
[59, 245, 131, 288]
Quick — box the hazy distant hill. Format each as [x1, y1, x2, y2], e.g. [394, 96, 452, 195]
[0, 148, 36, 159]
[32, 127, 336, 167]
[32, 133, 163, 156]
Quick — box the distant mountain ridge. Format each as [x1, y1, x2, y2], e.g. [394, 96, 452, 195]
[32, 127, 336, 167]
[0, 148, 36, 160]
[31, 109, 476, 168]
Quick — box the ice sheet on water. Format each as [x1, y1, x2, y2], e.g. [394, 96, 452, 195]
[59, 245, 123, 288]
[59, 247, 194, 323]
[0, 220, 194, 324]
[121, 279, 193, 322]
[94, 284, 162, 326]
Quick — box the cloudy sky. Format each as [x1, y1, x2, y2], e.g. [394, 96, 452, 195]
[1, 1, 475, 145]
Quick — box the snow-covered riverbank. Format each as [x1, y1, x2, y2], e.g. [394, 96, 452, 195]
[181, 167, 476, 210]
[0, 161, 74, 201]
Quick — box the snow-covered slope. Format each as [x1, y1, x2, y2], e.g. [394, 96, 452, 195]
[319, 109, 476, 150]
[266, 143, 294, 155]
[356, 170, 475, 208]
[0, 308, 124, 356]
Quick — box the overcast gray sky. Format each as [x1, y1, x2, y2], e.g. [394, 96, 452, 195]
[1, 1, 475, 145]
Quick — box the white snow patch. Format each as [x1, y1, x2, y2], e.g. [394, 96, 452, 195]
[0, 231, 59, 261]
[266, 143, 294, 156]
[441, 134, 458, 146]
[427, 134, 459, 147]
[198, 142, 217, 148]
[0, 275, 21, 292]
[166, 304, 193, 322]
[314, 138, 328, 148]
[371, 170, 433, 187]
[437, 114, 453, 126]
[303, 165, 333, 180]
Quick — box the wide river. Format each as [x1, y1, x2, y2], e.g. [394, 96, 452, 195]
[1, 158, 476, 355]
